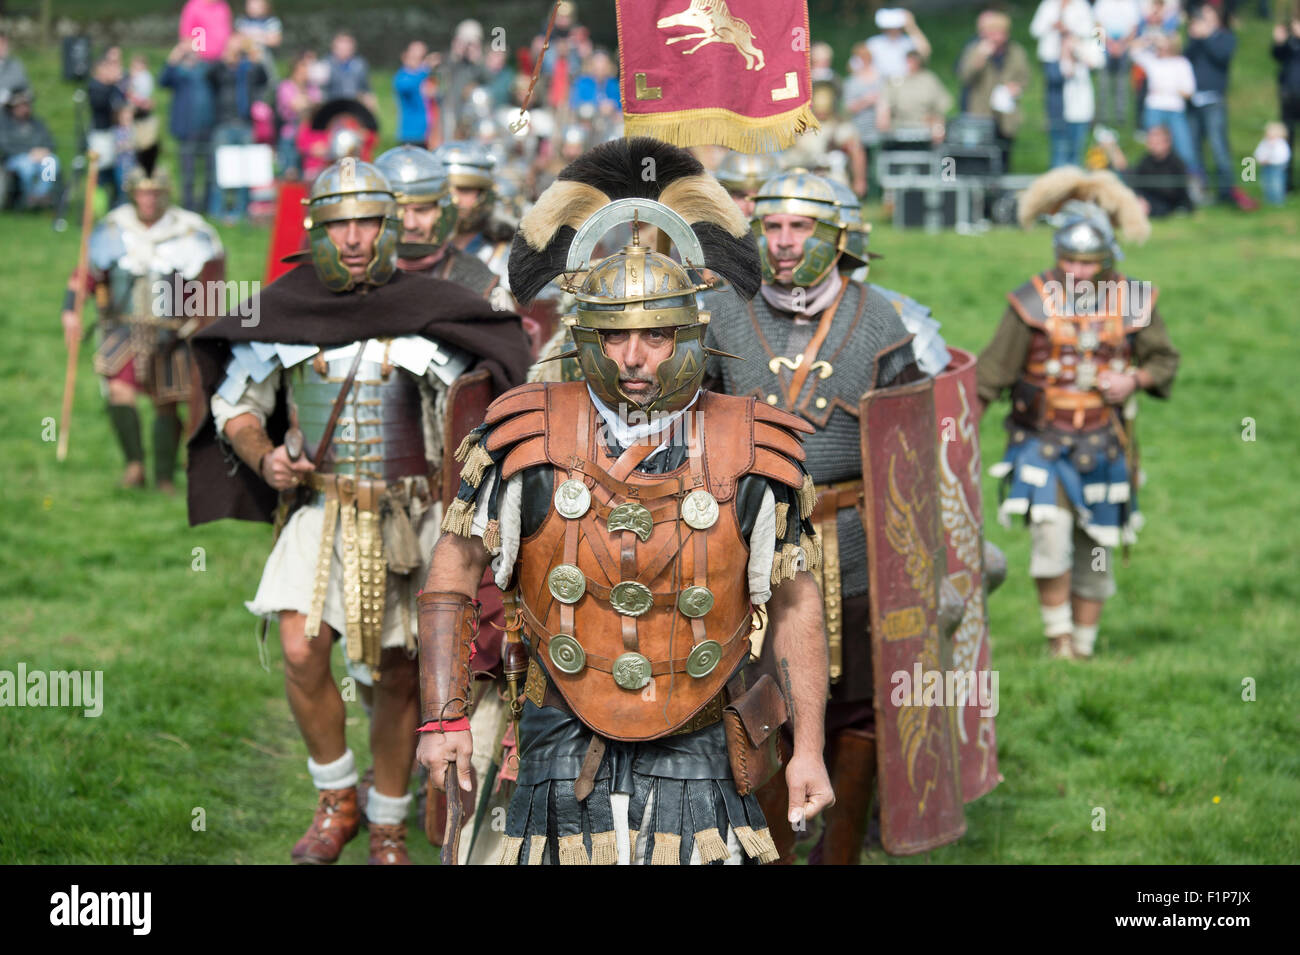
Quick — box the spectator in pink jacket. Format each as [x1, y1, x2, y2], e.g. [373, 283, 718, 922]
[179, 0, 233, 63]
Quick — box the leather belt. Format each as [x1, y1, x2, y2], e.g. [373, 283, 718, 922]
[523, 657, 726, 738]
[307, 472, 389, 511]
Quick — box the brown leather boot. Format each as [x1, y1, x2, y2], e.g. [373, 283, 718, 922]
[291, 787, 361, 864]
[812, 728, 876, 865]
[754, 771, 797, 865]
[368, 822, 412, 865]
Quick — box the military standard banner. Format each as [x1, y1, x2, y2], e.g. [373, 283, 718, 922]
[616, 0, 820, 152]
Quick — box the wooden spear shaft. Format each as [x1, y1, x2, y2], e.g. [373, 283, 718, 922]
[56, 149, 99, 462]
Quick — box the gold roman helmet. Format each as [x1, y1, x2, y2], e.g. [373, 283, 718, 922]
[124, 165, 173, 195]
[561, 201, 716, 416]
[304, 158, 400, 292]
[751, 169, 868, 286]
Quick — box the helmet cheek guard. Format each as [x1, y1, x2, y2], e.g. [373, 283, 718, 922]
[571, 323, 708, 418]
[308, 216, 401, 293]
[752, 218, 844, 288]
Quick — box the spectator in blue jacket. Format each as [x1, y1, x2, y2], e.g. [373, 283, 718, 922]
[394, 41, 437, 146]
[159, 40, 216, 211]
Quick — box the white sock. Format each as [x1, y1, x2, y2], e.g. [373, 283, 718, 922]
[1040, 602, 1073, 638]
[1072, 624, 1099, 657]
[307, 749, 358, 790]
[366, 788, 413, 826]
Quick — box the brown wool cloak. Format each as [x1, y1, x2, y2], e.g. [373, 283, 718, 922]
[186, 265, 531, 527]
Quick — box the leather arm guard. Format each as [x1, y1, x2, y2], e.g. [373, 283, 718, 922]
[417, 591, 479, 723]
[225, 417, 275, 479]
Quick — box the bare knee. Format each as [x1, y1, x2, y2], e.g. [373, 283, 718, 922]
[107, 380, 137, 405]
[279, 614, 332, 678]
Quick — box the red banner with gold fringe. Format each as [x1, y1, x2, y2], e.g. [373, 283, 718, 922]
[616, 0, 819, 152]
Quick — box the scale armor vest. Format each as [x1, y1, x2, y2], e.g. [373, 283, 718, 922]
[1006, 270, 1156, 433]
[704, 283, 915, 601]
[292, 353, 428, 481]
[483, 381, 812, 742]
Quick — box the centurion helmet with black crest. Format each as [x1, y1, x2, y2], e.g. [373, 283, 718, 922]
[508, 137, 763, 416]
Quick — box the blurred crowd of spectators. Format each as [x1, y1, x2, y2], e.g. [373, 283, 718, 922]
[2, 0, 1296, 219]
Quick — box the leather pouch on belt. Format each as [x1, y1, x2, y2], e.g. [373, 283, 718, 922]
[722, 673, 789, 796]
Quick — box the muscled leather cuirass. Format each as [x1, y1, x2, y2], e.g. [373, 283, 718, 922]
[484, 382, 810, 742]
[1006, 270, 1156, 433]
[292, 348, 428, 482]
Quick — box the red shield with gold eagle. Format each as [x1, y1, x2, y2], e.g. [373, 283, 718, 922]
[860, 378, 966, 855]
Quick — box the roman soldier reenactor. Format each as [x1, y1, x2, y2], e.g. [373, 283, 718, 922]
[186, 158, 531, 864]
[374, 144, 507, 305]
[704, 169, 972, 863]
[977, 168, 1180, 660]
[374, 142, 522, 860]
[62, 166, 224, 491]
[435, 140, 516, 288]
[416, 138, 835, 865]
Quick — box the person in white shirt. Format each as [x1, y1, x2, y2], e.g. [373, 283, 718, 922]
[1030, 0, 1097, 167]
[1094, 0, 1141, 127]
[865, 8, 931, 81]
[1130, 32, 1196, 170]
[1060, 32, 1104, 166]
[1255, 121, 1291, 205]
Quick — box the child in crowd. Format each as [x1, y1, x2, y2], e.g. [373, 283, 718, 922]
[1254, 121, 1291, 206]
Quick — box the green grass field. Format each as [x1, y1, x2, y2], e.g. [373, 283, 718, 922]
[1, 6, 1298, 864]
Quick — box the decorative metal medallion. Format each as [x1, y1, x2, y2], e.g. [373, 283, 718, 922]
[677, 586, 715, 618]
[547, 564, 586, 604]
[1075, 360, 1098, 391]
[1078, 328, 1100, 352]
[1044, 358, 1062, 377]
[685, 640, 722, 678]
[607, 502, 654, 542]
[554, 479, 591, 519]
[681, 490, 719, 530]
[609, 580, 654, 617]
[548, 634, 586, 674]
[612, 651, 653, 690]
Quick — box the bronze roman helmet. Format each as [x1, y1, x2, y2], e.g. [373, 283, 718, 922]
[508, 137, 765, 414]
[751, 168, 869, 286]
[566, 222, 713, 416]
[124, 165, 173, 213]
[304, 157, 400, 292]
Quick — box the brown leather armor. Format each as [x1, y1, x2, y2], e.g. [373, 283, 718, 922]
[1006, 270, 1156, 432]
[483, 381, 811, 743]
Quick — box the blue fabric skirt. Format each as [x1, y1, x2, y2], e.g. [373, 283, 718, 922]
[990, 428, 1143, 548]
